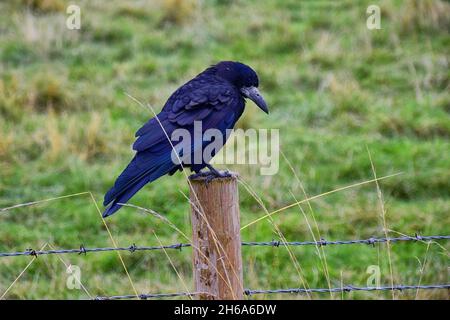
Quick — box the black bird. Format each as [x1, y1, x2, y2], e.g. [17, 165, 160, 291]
[103, 61, 268, 217]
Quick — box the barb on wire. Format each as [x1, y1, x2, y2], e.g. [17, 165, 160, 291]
[244, 284, 450, 296]
[0, 235, 448, 258]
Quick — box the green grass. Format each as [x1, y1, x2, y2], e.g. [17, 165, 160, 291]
[0, 0, 449, 299]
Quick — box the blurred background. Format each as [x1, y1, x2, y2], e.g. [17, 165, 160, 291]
[0, 0, 448, 299]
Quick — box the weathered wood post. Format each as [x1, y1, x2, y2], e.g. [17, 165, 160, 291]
[189, 172, 243, 300]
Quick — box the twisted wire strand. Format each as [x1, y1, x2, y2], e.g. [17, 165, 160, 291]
[1, 235, 448, 258]
[94, 284, 450, 300]
[95, 292, 196, 300]
[244, 284, 450, 296]
[242, 235, 450, 247]
[0, 243, 191, 257]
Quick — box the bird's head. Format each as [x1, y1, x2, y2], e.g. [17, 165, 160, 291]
[212, 61, 269, 114]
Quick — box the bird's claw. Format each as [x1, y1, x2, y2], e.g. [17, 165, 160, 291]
[204, 174, 214, 185]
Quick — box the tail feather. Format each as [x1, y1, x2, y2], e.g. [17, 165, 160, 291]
[103, 150, 170, 207]
[103, 174, 153, 217]
[102, 159, 174, 217]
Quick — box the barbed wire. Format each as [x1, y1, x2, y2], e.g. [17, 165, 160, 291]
[244, 284, 450, 296]
[1, 234, 448, 300]
[94, 284, 450, 300]
[1, 234, 448, 258]
[242, 234, 450, 247]
[0, 243, 191, 258]
[95, 292, 196, 300]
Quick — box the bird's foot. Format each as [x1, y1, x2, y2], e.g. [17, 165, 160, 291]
[189, 165, 232, 185]
[206, 164, 231, 178]
[205, 164, 232, 180]
[188, 171, 211, 180]
[203, 169, 232, 185]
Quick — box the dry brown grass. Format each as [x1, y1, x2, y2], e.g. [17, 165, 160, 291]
[19, 11, 79, 57]
[29, 72, 71, 113]
[161, 0, 199, 25]
[0, 75, 28, 120]
[20, 0, 66, 13]
[0, 131, 14, 160]
[399, 0, 450, 33]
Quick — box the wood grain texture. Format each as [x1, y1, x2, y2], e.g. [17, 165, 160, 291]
[189, 173, 243, 300]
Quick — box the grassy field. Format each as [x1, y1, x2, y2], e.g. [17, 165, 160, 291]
[0, 0, 449, 299]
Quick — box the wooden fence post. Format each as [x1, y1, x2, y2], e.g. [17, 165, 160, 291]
[189, 172, 243, 300]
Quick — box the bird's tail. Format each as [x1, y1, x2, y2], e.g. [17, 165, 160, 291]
[103, 173, 152, 217]
[103, 156, 174, 217]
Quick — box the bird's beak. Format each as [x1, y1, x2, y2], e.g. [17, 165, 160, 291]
[241, 86, 269, 114]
